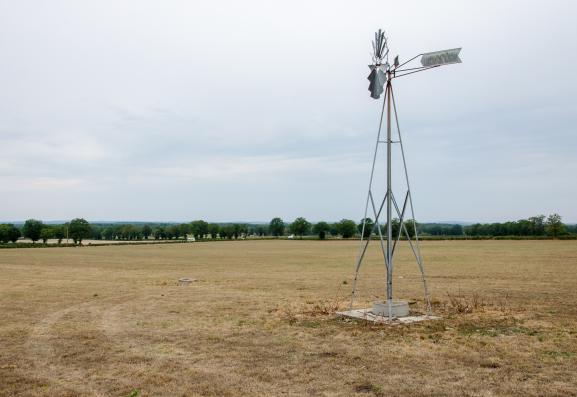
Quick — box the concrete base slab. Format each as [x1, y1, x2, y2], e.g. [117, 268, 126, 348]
[336, 308, 441, 324]
[372, 300, 409, 317]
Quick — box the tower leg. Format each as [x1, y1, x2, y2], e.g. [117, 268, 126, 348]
[349, 76, 389, 310]
[386, 81, 393, 320]
[390, 84, 432, 315]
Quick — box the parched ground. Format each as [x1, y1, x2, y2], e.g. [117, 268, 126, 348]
[0, 240, 576, 397]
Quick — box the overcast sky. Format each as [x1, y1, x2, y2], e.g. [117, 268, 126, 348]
[1, 0, 576, 223]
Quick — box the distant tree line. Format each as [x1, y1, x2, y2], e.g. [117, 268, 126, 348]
[1, 213, 575, 246]
[89, 221, 252, 241]
[419, 223, 464, 236]
[463, 214, 569, 238]
[0, 218, 91, 245]
[267, 217, 421, 239]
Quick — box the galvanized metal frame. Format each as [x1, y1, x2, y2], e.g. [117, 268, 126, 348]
[350, 74, 431, 318]
[350, 39, 461, 319]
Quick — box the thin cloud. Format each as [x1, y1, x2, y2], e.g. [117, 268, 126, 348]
[0, 0, 575, 222]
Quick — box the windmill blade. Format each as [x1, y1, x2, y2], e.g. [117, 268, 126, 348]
[371, 29, 389, 62]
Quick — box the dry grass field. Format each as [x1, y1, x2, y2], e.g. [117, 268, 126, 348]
[1, 240, 576, 397]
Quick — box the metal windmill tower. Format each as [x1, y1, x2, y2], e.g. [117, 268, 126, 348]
[346, 29, 462, 321]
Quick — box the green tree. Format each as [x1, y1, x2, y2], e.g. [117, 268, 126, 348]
[154, 227, 166, 240]
[252, 225, 267, 236]
[391, 218, 400, 238]
[119, 224, 139, 240]
[290, 217, 311, 238]
[336, 219, 356, 238]
[312, 221, 330, 240]
[167, 224, 181, 239]
[329, 222, 339, 237]
[358, 218, 374, 238]
[8, 224, 21, 243]
[142, 224, 152, 240]
[403, 219, 417, 238]
[178, 223, 191, 239]
[68, 218, 92, 245]
[220, 224, 235, 239]
[545, 213, 565, 237]
[566, 224, 577, 234]
[230, 224, 248, 239]
[450, 224, 463, 236]
[208, 223, 220, 239]
[0, 224, 11, 243]
[40, 227, 54, 244]
[53, 225, 65, 244]
[91, 225, 104, 240]
[23, 219, 43, 243]
[528, 215, 546, 236]
[269, 217, 285, 237]
[102, 227, 115, 240]
[190, 220, 209, 240]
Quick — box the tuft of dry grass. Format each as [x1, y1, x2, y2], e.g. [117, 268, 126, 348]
[0, 240, 576, 396]
[446, 290, 485, 313]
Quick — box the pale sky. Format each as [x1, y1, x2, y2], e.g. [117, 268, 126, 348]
[1, 0, 576, 223]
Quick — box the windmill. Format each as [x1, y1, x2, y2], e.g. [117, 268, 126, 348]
[340, 30, 462, 322]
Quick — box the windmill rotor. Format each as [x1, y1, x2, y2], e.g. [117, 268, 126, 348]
[367, 29, 389, 99]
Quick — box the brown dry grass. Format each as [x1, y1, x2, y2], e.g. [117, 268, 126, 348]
[0, 240, 576, 396]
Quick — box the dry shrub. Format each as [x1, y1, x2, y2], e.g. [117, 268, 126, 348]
[276, 296, 346, 325]
[446, 290, 485, 314]
[307, 299, 343, 316]
[277, 305, 298, 325]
